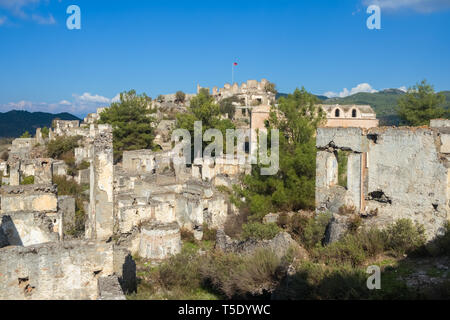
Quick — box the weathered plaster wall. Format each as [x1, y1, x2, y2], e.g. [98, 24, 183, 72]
[86, 125, 114, 241]
[0, 185, 58, 214]
[0, 241, 135, 300]
[0, 212, 60, 247]
[138, 222, 181, 260]
[316, 126, 450, 239]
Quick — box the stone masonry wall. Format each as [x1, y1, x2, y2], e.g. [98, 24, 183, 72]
[0, 241, 134, 300]
[316, 126, 450, 240]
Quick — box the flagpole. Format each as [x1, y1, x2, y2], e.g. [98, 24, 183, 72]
[232, 63, 234, 84]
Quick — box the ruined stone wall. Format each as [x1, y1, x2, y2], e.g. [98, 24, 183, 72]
[58, 196, 75, 237]
[0, 184, 58, 214]
[123, 150, 157, 174]
[0, 241, 135, 300]
[316, 126, 450, 239]
[0, 185, 61, 246]
[138, 222, 181, 260]
[86, 125, 114, 241]
[10, 139, 36, 160]
[324, 119, 379, 129]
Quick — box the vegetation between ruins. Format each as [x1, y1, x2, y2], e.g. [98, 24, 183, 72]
[129, 217, 450, 300]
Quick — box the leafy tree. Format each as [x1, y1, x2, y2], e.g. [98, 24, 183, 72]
[264, 82, 277, 94]
[20, 131, 32, 138]
[236, 88, 325, 222]
[397, 80, 446, 126]
[176, 88, 235, 158]
[99, 90, 156, 162]
[241, 222, 282, 240]
[219, 96, 239, 119]
[175, 91, 186, 104]
[47, 136, 81, 159]
[21, 176, 35, 185]
[41, 126, 49, 139]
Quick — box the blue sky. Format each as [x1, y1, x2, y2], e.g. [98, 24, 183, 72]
[0, 0, 450, 117]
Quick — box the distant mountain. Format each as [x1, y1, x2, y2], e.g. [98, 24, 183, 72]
[277, 93, 329, 101]
[0, 110, 80, 138]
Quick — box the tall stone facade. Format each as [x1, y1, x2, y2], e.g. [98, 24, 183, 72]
[86, 125, 114, 241]
[316, 124, 450, 239]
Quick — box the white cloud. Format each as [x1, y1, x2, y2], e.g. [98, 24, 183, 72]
[324, 83, 378, 98]
[362, 0, 450, 13]
[0, 0, 58, 25]
[73, 93, 112, 104]
[0, 92, 119, 117]
[58, 100, 71, 105]
[111, 94, 121, 103]
[398, 86, 408, 92]
[31, 13, 55, 25]
[0, 0, 42, 18]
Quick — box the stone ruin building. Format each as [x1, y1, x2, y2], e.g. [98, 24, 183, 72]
[199, 78, 277, 106]
[319, 104, 379, 129]
[1, 80, 448, 300]
[316, 119, 450, 240]
[0, 115, 251, 300]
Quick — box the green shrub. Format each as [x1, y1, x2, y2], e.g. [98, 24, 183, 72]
[277, 212, 290, 228]
[200, 249, 281, 299]
[53, 175, 87, 238]
[357, 228, 386, 258]
[175, 91, 186, 104]
[53, 175, 83, 196]
[315, 234, 367, 267]
[426, 223, 450, 257]
[299, 212, 332, 249]
[180, 228, 196, 243]
[232, 249, 281, 297]
[202, 224, 217, 242]
[348, 214, 363, 234]
[383, 219, 426, 257]
[21, 176, 34, 185]
[200, 251, 245, 298]
[158, 245, 204, 291]
[241, 222, 281, 240]
[77, 161, 90, 171]
[41, 126, 49, 139]
[20, 131, 32, 138]
[47, 136, 81, 159]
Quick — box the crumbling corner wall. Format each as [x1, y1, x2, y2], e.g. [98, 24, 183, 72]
[316, 126, 450, 240]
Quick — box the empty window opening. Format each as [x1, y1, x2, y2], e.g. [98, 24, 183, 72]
[336, 150, 349, 188]
[352, 109, 357, 118]
[367, 134, 379, 144]
[368, 190, 392, 204]
[335, 109, 341, 117]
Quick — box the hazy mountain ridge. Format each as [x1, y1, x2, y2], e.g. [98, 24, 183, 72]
[0, 110, 80, 138]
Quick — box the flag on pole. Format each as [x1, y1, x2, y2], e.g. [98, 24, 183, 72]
[232, 62, 238, 83]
